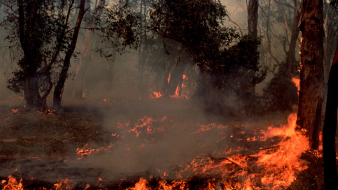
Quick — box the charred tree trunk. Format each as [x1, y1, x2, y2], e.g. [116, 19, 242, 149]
[164, 48, 188, 96]
[17, 0, 43, 108]
[286, 4, 301, 75]
[248, 0, 258, 38]
[323, 40, 338, 190]
[53, 0, 86, 109]
[297, 0, 324, 150]
[166, 63, 186, 96]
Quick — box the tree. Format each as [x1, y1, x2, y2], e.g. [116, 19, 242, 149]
[297, 0, 324, 150]
[285, 0, 301, 75]
[149, 0, 239, 96]
[3, 0, 80, 109]
[73, 0, 105, 99]
[53, 0, 86, 108]
[248, 0, 258, 38]
[323, 39, 338, 190]
[322, 1, 338, 188]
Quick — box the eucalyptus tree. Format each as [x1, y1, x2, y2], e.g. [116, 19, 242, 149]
[297, 0, 324, 150]
[149, 0, 240, 96]
[1, 0, 86, 109]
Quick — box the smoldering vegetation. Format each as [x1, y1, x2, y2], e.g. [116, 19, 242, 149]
[0, 0, 333, 189]
[0, 53, 294, 186]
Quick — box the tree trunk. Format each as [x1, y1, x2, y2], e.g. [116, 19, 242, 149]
[323, 39, 338, 190]
[297, 0, 324, 150]
[286, 6, 301, 75]
[247, 0, 258, 38]
[17, 0, 44, 108]
[165, 63, 186, 96]
[53, 0, 86, 109]
[164, 48, 188, 96]
[24, 74, 41, 108]
[107, 49, 116, 91]
[74, 0, 105, 99]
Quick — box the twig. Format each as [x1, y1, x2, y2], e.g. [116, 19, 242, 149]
[208, 153, 242, 168]
[226, 15, 243, 36]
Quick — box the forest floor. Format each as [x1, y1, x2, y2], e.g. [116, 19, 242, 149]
[0, 97, 332, 189]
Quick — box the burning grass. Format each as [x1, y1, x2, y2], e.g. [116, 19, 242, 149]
[0, 99, 332, 190]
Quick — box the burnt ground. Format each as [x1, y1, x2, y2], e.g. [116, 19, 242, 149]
[0, 99, 331, 189]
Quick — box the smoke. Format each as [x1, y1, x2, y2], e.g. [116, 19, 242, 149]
[66, 98, 236, 181]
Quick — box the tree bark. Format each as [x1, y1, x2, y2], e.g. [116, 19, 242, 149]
[53, 0, 86, 108]
[297, 0, 324, 150]
[17, 0, 44, 108]
[323, 39, 338, 190]
[163, 48, 188, 96]
[248, 0, 258, 38]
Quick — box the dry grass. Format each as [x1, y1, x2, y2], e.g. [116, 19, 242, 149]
[0, 101, 333, 189]
[0, 105, 108, 160]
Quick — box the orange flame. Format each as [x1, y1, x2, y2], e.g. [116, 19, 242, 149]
[127, 113, 310, 189]
[2, 175, 24, 190]
[54, 178, 76, 190]
[292, 77, 300, 92]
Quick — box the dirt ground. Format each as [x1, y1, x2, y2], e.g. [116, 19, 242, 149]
[0, 98, 330, 189]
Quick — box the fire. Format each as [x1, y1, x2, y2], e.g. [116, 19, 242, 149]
[76, 143, 114, 160]
[292, 77, 300, 92]
[1, 175, 23, 190]
[127, 113, 310, 190]
[11, 109, 18, 113]
[127, 178, 149, 190]
[151, 91, 162, 98]
[54, 178, 76, 190]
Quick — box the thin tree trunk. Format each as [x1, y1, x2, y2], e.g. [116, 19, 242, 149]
[286, 5, 301, 75]
[74, 0, 105, 99]
[297, 0, 324, 150]
[53, 0, 86, 108]
[164, 48, 188, 96]
[248, 0, 258, 37]
[107, 49, 116, 91]
[138, 0, 144, 91]
[323, 39, 338, 190]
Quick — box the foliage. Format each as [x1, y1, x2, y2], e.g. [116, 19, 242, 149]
[263, 63, 298, 112]
[99, 2, 140, 53]
[331, 0, 338, 9]
[3, 0, 73, 97]
[149, 0, 239, 65]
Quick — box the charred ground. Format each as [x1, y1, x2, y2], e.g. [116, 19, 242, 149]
[0, 98, 330, 189]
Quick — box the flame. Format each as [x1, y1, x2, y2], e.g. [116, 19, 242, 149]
[151, 91, 162, 98]
[183, 74, 188, 80]
[127, 178, 149, 190]
[168, 73, 171, 83]
[11, 109, 18, 113]
[127, 113, 310, 190]
[291, 77, 300, 92]
[76, 143, 114, 160]
[54, 178, 76, 190]
[2, 175, 24, 190]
